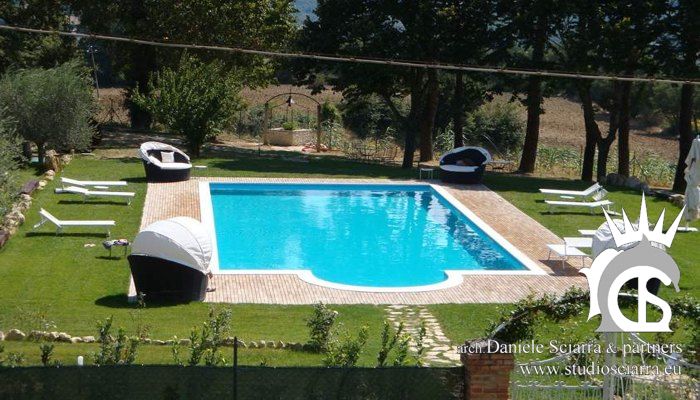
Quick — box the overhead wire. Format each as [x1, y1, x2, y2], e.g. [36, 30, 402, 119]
[0, 24, 698, 86]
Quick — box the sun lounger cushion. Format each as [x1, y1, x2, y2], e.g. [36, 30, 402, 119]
[545, 200, 612, 207]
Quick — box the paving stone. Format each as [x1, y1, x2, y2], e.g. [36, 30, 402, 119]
[138, 178, 587, 305]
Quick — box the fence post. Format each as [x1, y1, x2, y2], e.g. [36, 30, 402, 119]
[461, 339, 514, 400]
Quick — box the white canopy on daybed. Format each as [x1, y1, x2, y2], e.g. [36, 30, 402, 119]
[131, 217, 212, 274]
[138, 141, 191, 171]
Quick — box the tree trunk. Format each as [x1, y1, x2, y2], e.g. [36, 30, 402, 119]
[402, 85, 420, 168]
[381, 86, 418, 169]
[617, 81, 632, 177]
[127, 0, 155, 130]
[596, 81, 622, 182]
[21, 142, 33, 160]
[673, 83, 695, 192]
[36, 142, 46, 166]
[577, 82, 599, 182]
[518, 25, 546, 173]
[419, 69, 439, 162]
[452, 71, 465, 149]
[597, 139, 613, 182]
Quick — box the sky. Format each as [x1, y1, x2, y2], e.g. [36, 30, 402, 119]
[294, 0, 317, 23]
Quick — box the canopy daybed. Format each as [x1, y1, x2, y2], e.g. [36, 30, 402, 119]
[128, 217, 211, 302]
[138, 141, 192, 182]
[439, 146, 492, 184]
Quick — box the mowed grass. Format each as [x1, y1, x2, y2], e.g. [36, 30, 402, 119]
[483, 173, 699, 299]
[0, 155, 412, 366]
[0, 152, 697, 366]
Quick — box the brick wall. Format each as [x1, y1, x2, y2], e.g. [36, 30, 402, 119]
[461, 339, 514, 400]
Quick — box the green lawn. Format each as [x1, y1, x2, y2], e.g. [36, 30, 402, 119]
[0, 152, 696, 367]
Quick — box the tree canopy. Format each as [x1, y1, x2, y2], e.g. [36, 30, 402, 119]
[0, 61, 96, 163]
[133, 56, 244, 156]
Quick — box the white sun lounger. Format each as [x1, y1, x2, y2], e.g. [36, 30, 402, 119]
[578, 229, 598, 236]
[55, 186, 135, 205]
[33, 209, 115, 236]
[545, 199, 616, 214]
[61, 177, 128, 189]
[547, 237, 592, 268]
[539, 183, 602, 199]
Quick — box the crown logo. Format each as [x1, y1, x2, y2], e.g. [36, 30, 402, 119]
[583, 193, 683, 333]
[602, 193, 685, 249]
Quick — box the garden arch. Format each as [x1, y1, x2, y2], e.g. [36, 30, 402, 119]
[263, 92, 323, 152]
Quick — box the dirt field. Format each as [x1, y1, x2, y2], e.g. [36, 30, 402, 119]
[94, 86, 679, 162]
[493, 95, 677, 162]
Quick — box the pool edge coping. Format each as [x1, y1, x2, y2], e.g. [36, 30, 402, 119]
[199, 180, 548, 293]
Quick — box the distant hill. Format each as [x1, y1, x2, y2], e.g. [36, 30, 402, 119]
[294, 0, 317, 23]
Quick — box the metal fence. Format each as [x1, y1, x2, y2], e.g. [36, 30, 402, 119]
[0, 365, 464, 400]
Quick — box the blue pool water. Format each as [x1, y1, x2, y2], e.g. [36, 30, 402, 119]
[210, 183, 526, 287]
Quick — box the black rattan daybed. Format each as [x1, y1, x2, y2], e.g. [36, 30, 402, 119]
[128, 217, 211, 302]
[138, 141, 192, 182]
[438, 146, 492, 184]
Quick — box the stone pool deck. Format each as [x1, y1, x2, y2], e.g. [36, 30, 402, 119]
[133, 177, 587, 304]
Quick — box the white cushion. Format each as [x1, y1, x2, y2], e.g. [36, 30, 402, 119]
[161, 151, 175, 163]
[158, 162, 192, 171]
[440, 165, 479, 173]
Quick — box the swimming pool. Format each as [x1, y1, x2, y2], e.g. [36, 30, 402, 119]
[200, 182, 542, 291]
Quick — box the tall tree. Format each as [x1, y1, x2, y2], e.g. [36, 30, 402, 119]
[438, 0, 499, 149]
[0, 0, 77, 73]
[551, 0, 603, 181]
[555, 0, 664, 181]
[298, 0, 445, 167]
[70, 0, 296, 130]
[656, 0, 700, 192]
[500, 0, 564, 173]
[600, 0, 664, 178]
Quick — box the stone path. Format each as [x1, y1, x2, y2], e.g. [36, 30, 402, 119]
[385, 305, 461, 366]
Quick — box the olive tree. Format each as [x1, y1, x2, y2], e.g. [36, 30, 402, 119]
[0, 62, 96, 164]
[134, 57, 243, 157]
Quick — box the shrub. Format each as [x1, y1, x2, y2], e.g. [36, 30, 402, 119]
[340, 95, 395, 139]
[413, 321, 427, 366]
[0, 110, 21, 216]
[282, 121, 299, 131]
[0, 345, 25, 367]
[172, 308, 232, 366]
[322, 120, 345, 150]
[39, 343, 58, 367]
[306, 302, 338, 352]
[0, 61, 96, 163]
[464, 101, 524, 154]
[633, 153, 675, 186]
[376, 320, 404, 367]
[134, 56, 243, 156]
[93, 317, 139, 366]
[320, 101, 341, 123]
[323, 325, 369, 367]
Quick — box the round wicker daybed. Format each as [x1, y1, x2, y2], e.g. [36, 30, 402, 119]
[128, 217, 211, 302]
[138, 141, 192, 182]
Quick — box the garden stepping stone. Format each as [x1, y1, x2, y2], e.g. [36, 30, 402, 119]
[383, 305, 460, 366]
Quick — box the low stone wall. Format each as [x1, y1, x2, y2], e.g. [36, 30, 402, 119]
[0, 328, 306, 350]
[0, 153, 72, 249]
[263, 128, 316, 146]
